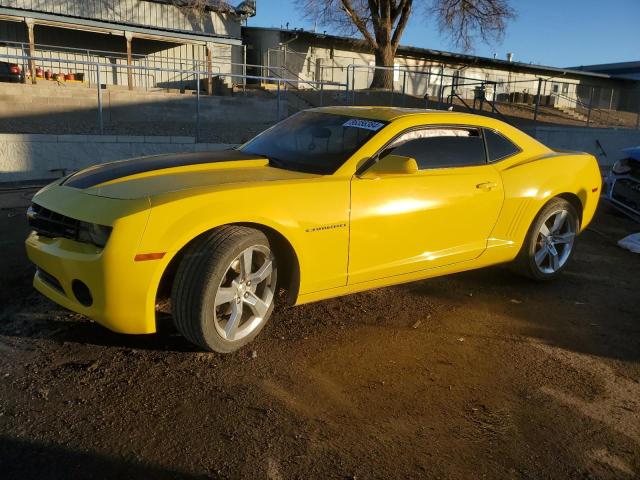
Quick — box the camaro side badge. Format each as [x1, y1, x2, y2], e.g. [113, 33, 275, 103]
[305, 223, 347, 233]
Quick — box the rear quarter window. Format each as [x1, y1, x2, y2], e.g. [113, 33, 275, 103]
[484, 129, 521, 162]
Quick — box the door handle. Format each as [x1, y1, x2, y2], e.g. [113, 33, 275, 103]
[476, 181, 497, 191]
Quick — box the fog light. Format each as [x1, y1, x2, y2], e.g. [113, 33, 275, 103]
[72, 280, 93, 307]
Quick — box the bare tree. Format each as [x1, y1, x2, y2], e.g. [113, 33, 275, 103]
[170, 0, 239, 34]
[170, 0, 235, 22]
[297, 0, 515, 89]
[170, 0, 232, 14]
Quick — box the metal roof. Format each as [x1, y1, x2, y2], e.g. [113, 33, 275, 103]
[0, 5, 242, 44]
[244, 26, 636, 82]
[568, 61, 640, 81]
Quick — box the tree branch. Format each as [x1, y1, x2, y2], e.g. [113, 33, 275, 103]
[430, 0, 516, 51]
[391, 0, 412, 49]
[367, 0, 383, 42]
[340, 0, 378, 48]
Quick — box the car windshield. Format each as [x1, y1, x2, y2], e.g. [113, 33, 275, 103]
[239, 111, 387, 174]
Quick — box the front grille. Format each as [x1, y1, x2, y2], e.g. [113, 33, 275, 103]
[611, 178, 640, 212]
[37, 268, 65, 294]
[28, 203, 80, 241]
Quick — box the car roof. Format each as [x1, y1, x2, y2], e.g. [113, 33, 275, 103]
[310, 106, 551, 156]
[311, 106, 465, 122]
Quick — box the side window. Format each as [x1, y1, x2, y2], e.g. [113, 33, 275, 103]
[384, 128, 486, 169]
[484, 129, 521, 162]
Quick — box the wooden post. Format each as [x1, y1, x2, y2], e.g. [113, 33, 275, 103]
[533, 78, 543, 122]
[586, 86, 594, 127]
[125, 31, 133, 90]
[206, 43, 213, 96]
[25, 18, 36, 84]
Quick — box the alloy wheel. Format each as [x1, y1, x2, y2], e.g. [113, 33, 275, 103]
[533, 208, 576, 274]
[213, 245, 276, 341]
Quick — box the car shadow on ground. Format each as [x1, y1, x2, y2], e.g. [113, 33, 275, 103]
[0, 305, 200, 353]
[0, 435, 207, 480]
[405, 216, 640, 365]
[1, 204, 638, 362]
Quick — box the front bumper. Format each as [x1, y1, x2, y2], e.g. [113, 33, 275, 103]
[604, 173, 640, 220]
[25, 183, 160, 334]
[26, 233, 158, 334]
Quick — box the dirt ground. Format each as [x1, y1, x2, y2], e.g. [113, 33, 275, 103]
[0, 187, 639, 480]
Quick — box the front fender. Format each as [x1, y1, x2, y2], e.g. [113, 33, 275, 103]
[137, 178, 351, 310]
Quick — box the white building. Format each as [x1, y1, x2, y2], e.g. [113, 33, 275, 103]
[0, 0, 256, 91]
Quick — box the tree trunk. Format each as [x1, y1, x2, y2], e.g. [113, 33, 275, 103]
[369, 44, 395, 90]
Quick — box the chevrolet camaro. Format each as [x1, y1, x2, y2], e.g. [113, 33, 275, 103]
[25, 107, 601, 352]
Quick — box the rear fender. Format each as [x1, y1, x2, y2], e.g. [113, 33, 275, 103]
[492, 152, 601, 251]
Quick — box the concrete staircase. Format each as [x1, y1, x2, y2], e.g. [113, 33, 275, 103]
[238, 83, 315, 114]
[553, 105, 588, 122]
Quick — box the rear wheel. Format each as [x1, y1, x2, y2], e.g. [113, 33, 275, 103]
[172, 226, 277, 352]
[513, 198, 579, 280]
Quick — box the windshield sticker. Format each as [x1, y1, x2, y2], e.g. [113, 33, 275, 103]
[343, 119, 385, 131]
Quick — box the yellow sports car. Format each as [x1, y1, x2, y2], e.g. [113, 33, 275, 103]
[25, 107, 601, 352]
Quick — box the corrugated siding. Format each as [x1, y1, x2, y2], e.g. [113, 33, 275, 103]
[1, 0, 241, 37]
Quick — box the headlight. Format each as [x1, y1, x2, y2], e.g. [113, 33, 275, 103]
[612, 159, 631, 175]
[77, 221, 112, 248]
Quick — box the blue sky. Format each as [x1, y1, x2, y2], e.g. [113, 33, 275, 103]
[246, 0, 640, 67]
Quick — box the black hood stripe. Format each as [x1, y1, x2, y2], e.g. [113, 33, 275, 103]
[63, 149, 262, 189]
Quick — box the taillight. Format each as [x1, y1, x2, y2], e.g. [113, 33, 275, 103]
[9, 65, 20, 74]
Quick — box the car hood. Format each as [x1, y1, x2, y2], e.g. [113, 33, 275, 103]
[61, 149, 318, 199]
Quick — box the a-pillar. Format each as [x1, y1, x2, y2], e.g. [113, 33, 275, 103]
[25, 18, 36, 84]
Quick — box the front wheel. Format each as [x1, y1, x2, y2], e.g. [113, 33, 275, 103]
[172, 226, 277, 353]
[513, 198, 579, 280]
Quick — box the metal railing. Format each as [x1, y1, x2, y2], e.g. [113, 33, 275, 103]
[337, 63, 640, 129]
[0, 52, 348, 140]
[1, 47, 638, 133]
[0, 39, 249, 88]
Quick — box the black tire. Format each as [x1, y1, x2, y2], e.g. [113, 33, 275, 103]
[172, 226, 277, 353]
[512, 197, 580, 281]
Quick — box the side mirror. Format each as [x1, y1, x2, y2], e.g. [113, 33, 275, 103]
[361, 154, 418, 178]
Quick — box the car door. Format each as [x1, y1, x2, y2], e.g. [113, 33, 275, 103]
[348, 126, 504, 285]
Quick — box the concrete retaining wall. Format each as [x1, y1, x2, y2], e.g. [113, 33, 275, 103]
[0, 83, 279, 124]
[0, 134, 233, 183]
[3, 126, 640, 183]
[525, 126, 640, 166]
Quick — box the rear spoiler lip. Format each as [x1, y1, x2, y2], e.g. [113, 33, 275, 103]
[551, 148, 590, 155]
[502, 150, 598, 172]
